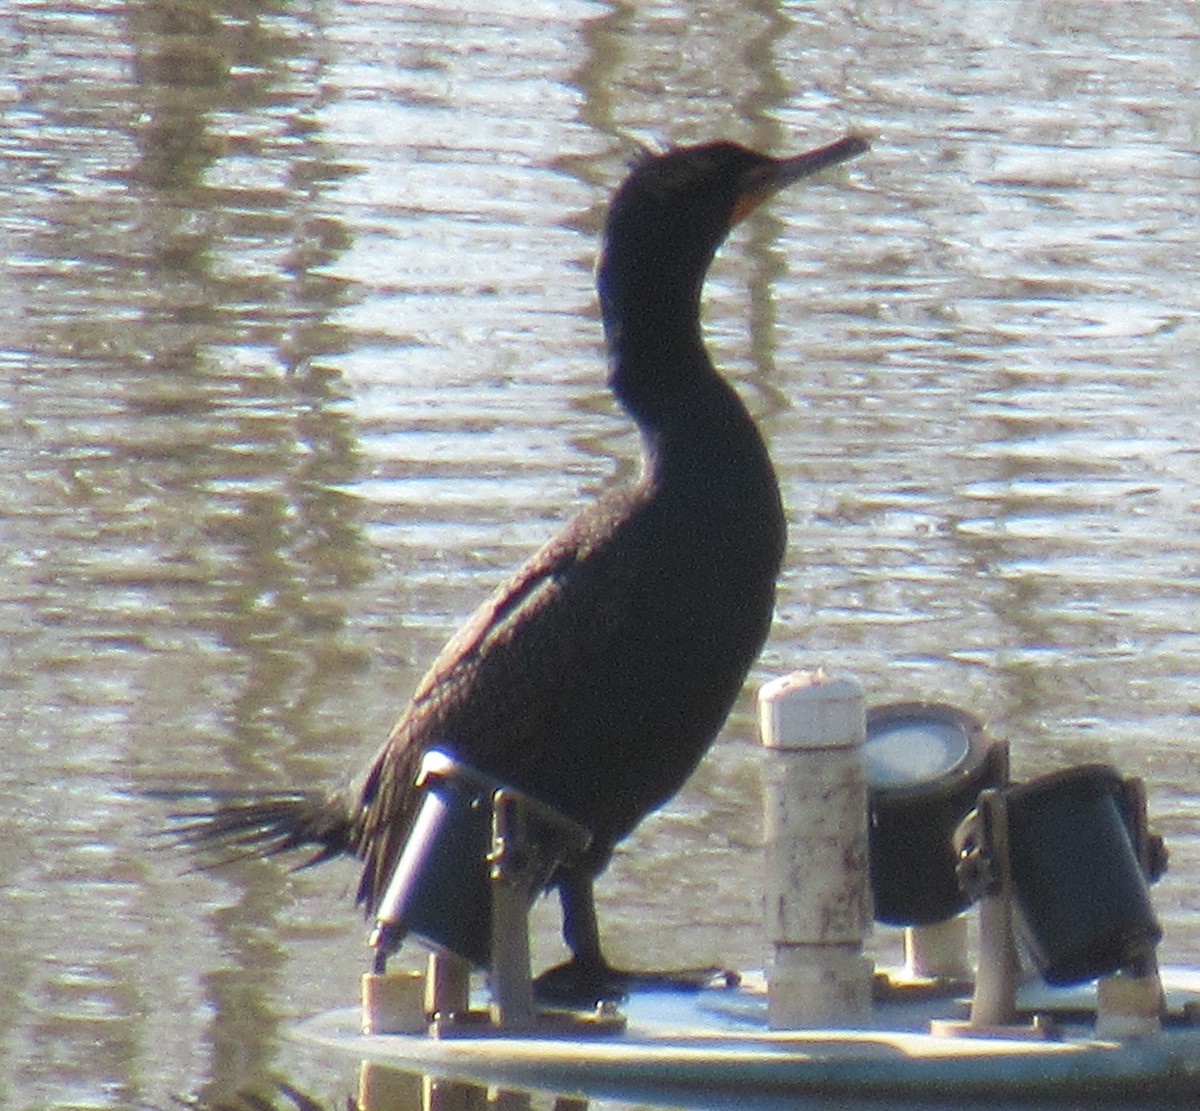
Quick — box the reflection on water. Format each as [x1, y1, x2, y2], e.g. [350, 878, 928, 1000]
[180, 1067, 589, 1111]
[1, 0, 1198, 1108]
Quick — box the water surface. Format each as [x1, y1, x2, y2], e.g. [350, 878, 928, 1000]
[1, 1, 1198, 1107]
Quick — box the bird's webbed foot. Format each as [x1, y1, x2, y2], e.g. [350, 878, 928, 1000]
[544, 871, 738, 1004]
[532, 954, 627, 1004]
[533, 955, 739, 1005]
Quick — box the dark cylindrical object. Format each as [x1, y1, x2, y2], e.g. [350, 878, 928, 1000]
[377, 756, 496, 966]
[1005, 764, 1161, 986]
[374, 752, 588, 968]
[866, 702, 1005, 926]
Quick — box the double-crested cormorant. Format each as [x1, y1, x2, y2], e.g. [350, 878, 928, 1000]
[176, 135, 868, 997]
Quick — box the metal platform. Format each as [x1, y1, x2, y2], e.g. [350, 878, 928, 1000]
[294, 967, 1200, 1107]
[295, 676, 1200, 1107]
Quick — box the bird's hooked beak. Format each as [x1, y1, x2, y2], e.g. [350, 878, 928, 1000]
[731, 133, 869, 225]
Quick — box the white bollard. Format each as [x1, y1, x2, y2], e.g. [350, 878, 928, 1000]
[760, 670, 873, 1028]
[361, 968, 427, 1034]
[904, 917, 972, 982]
[1096, 968, 1164, 1040]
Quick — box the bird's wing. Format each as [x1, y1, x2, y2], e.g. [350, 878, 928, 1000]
[410, 533, 581, 709]
[351, 485, 648, 910]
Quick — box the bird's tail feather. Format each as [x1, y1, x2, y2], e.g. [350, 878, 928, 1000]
[152, 789, 357, 870]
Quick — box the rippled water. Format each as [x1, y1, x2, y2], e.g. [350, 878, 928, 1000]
[2, 1, 1199, 1107]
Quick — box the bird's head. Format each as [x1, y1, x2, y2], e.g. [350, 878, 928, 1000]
[597, 135, 868, 343]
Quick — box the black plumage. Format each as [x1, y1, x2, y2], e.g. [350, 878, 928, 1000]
[172, 135, 867, 994]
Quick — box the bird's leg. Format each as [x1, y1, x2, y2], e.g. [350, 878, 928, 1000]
[533, 871, 737, 1004]
[537, 868, 734, 1007]
[531, 872, 620, 1003]
[560, 872, 609, 975]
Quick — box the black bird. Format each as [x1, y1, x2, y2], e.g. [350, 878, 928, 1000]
[175, 135, 868, 997]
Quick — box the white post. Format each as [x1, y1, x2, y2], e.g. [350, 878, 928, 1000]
[904, 917, 971, 981]
[1096, 966, 1164, 1039]
[360, 968, 426, 1034]
[760, 670, 873, 1028]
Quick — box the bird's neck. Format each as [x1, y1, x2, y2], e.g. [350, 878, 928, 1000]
[604, 316, 776, 504]
[596, 226, 717, 407]
[604, 322, 709, 423]
[598, 251, 785, 566]
[599, 262, 712, 429]
[596, 239, 776, 498]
